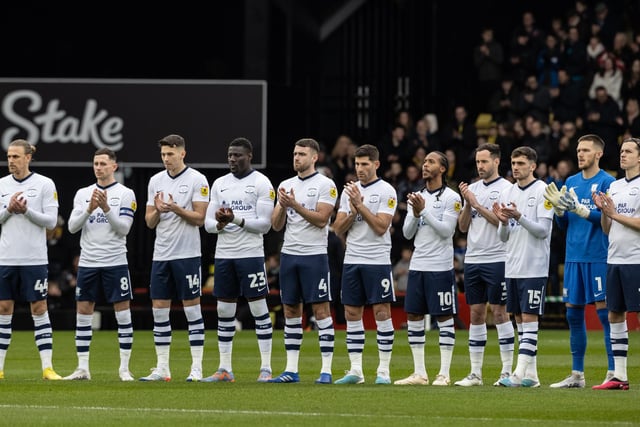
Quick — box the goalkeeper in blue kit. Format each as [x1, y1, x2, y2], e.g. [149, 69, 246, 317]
[543, 134, 615, 388]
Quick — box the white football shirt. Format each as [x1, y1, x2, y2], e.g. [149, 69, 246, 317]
[607, 176, 640, 264]
[208, 170, 275, 258]
[146, 167, 210, 261]
[403, 186, 461, 271]
[0, 172, 59, 265]
[278, 172, 338, 256]
[68, 182, 137, 267]
[338, 178, 397, 265]
[500, 180, 554, 278]
[464, 177, 512, 263]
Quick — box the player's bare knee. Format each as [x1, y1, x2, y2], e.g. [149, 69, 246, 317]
[312, 302, 331, 320]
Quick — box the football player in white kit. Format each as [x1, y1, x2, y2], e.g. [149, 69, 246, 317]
[394, 151, 462, 387]
[455, 143, 515, 387]
[141, 134, 209, 382]
[0, 139, 62, 380]
[332, 144, 397, 385]
[493, 146, 554, 388]
[203, 137, 275, 383]
[269, 138, 338, 384]
[592, 137, 640, 390]
[63, 148, 137, 381]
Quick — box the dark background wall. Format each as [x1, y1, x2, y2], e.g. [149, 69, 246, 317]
[1, 0, 635, 295]
[4, 1, 596, 151]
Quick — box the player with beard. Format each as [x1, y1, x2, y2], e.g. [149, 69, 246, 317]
[544, 134, 615, 388]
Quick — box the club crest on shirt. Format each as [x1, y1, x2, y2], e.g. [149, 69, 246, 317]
[329, 187, 337, 199]
[200, 186, 209, 197]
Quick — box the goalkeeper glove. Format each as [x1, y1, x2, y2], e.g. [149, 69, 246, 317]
[543, 182, 567, 217]
[558, 188, 590, 218]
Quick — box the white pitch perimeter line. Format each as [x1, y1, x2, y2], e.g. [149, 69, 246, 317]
[0, 405, 637, 425]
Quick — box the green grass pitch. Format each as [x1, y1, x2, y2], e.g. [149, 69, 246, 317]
[1, 328, 639, 426]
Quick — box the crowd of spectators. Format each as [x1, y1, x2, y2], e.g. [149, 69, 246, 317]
[317, 1, 640, 298]
[42, 2, 640, 320]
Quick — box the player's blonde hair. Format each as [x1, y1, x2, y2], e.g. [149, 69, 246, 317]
[9, 139, 36, 156]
